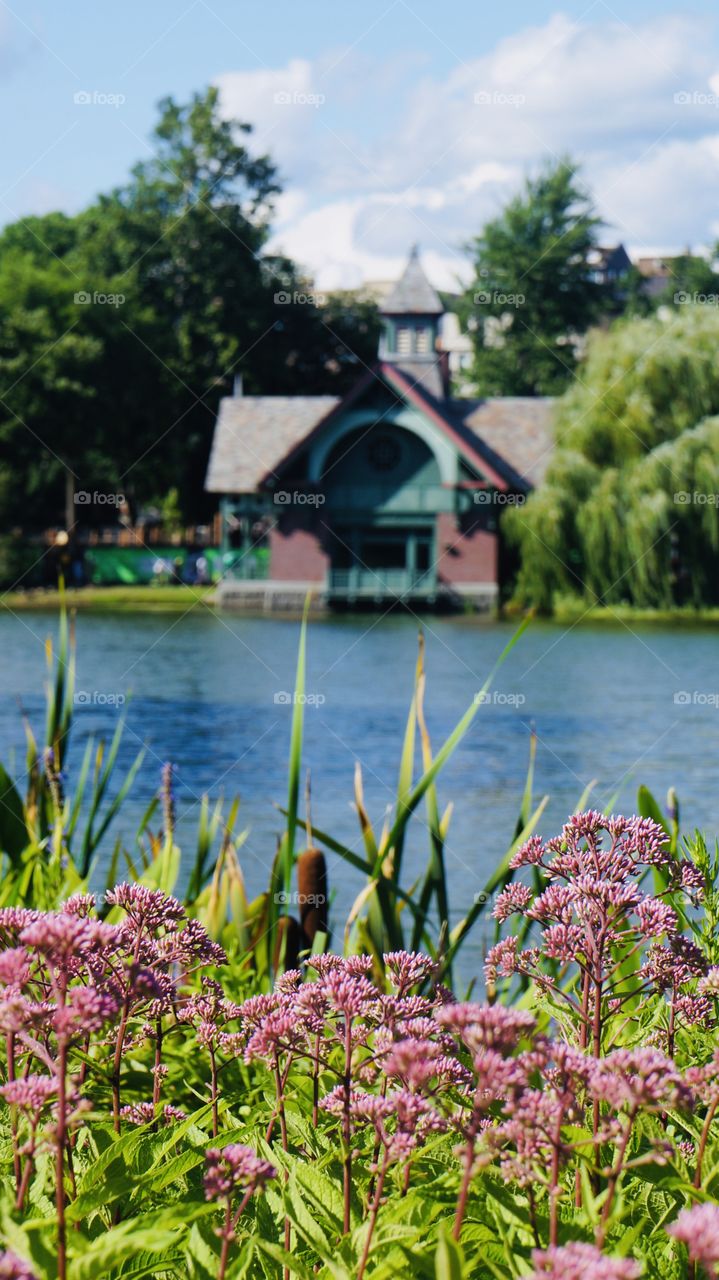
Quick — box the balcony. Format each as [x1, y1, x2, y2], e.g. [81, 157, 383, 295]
[325, 484, 455, 514]
[328, 567, 437, 600]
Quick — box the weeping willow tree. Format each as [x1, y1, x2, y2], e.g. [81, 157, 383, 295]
[506, 306, 719, 609]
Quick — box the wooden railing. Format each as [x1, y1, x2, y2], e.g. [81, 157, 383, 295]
[328, 567, 437, 597]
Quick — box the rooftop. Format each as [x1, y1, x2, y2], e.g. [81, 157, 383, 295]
[380, 245, 444, 316]
[205, 371, 555, 496]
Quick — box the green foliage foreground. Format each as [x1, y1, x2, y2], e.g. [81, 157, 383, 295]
[1, 611, 716, 1278]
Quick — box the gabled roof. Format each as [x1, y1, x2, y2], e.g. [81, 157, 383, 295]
[451, 397, 556, 489]
[205, 395, 340, 493]
[389, 357, 445, 399]
[205, 367, 555, 497]
[379, 366, 554, 491]
[381, 246, 444, 316]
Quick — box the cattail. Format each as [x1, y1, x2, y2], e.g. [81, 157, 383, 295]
[161, 762, 175, 844]
[43, 746, 64, 811]
[297, 846, 328, 947]
[273, 916, 302, 972]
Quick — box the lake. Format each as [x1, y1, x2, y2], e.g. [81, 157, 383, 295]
[1, 606, 718, 981]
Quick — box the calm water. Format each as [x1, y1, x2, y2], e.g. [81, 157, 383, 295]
[1, 607, 718, 979]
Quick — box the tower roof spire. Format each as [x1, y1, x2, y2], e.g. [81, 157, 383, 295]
[381, 246, 443, 316]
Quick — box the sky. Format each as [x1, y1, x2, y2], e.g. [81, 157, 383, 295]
[2, 0, 719, 288]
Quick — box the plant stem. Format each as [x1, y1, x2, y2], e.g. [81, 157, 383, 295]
[56, 1028, 68, 1280]
[274, 1059, 290, 1280]
[153, 1019, 163, 1108]
[527, 1186, 540, 1249]
[453, 1138, 475, 1241]
[342, 1017, 353, 1234]
[575, 967, 591, 1208]
[210, 1045, 219, 1138]
[15, 1129, 37, 1213]
[695, 1098, 719, 1189]
[357, 1148, 389, 1280]
[6, 1031, 20, 1192]
[312, 1030, 321, 1128]
[218, 1198, 232, 1280]
[668, 982, 677, 1060]
[549, 1134, 561, 1247]
[591, 966, 604, 1192]
[112, 933, 144, 1132]
[595, 1109, 636, 1248]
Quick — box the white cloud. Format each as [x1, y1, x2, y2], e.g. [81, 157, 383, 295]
[215, 13, 719, 289]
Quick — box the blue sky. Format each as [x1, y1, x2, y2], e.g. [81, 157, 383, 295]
[3, 0, 719, 287]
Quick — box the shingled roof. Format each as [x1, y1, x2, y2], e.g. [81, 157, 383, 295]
[381, 246, 444, 316]
[380, 366, 555, 491]
[205, 373, 555, 496]
[205, 395, 340, 493]
[453, 397, 556, 488]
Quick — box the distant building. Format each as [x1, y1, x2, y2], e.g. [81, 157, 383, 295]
[206, 248, 554, 611]
[635, 255, 676, 299]
[589, 244, 632, 286]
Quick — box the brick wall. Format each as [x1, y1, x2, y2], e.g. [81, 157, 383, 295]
[269, 517, 329, 582]
[434, 511, 497, 585]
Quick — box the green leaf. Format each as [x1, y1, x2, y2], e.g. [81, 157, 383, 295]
[434, 1229, 466, 1280]
[0, 763, 29, 861]
[254, 1237, 316, 1280]
[68, 1205, 207, 1279]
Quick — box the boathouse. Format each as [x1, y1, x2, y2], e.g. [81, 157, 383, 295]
[205, 249, 553, 610]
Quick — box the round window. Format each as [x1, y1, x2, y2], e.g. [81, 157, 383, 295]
[368, 434, 401, 472]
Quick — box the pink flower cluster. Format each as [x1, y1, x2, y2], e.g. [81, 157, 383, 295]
[486, 813, 713, 1054]
[0, 1254, 37, 1280]
[529, 1243, 640, 1279]
[2, 818, 717, 1279]
[204, 1144, 277, 1201]
[668, 1203, 719, 1274]
[0, 880, 229, 1224]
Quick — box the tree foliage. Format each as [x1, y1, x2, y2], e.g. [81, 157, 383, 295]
[0, 88, 380, 530]
[507, 305, 719, 609]
[462, 159, 606, 395]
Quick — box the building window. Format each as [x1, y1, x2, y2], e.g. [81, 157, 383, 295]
[415, 327, 430, 354]
[368, 433, 402, 472]
[396, 326, 411, 354]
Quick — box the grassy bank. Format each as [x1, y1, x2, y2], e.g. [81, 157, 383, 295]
[4, 584, 719, 624]
[547, 600, 719, 626]
[0, 584, 217, 612]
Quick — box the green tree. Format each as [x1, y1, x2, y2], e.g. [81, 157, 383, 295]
[657, 250, 719, 309]
[506, 306, 719, 610]
[0, 251, 103, 531]
[463, 159, 605, 395]
[0, 88, 380, 531]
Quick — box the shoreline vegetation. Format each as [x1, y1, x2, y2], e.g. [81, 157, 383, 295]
[0, 604, 717, 1278]
[2, 583, 719, 625]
